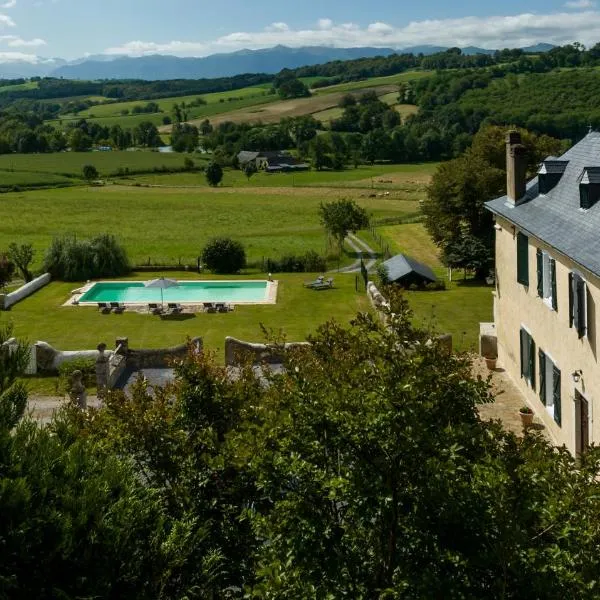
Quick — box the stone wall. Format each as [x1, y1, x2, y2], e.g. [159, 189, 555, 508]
[124, 337, 203, 370]
[225, 336, 310, 366]
[0, 273, 51, 310]
[35, 341, 114, 373]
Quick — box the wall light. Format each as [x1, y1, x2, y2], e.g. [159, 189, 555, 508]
[572, 370, 583, 383]
[494, 224, 502, 231]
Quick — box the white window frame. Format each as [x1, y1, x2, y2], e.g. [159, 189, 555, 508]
[541, 251, 553, 309]
[543, 352, 557, 419]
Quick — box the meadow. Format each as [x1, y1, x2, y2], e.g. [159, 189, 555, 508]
[0, 180, 419, 268]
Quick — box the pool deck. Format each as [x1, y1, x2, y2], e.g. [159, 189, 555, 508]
[64, 279, 279, 310]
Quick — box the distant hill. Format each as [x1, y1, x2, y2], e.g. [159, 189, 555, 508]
[0, 43, 556, 81]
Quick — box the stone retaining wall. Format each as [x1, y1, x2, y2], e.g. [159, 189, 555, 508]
[225, 336, 310, 366]
[0, 273, 51, 310]
[124, 337, 203, 370]
[35, 341, 115, 373]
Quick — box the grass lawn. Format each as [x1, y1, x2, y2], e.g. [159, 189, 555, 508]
[313, 71, 432, 95]
[406, 281, 493, 352]
[0, 151, 199, 182]
[380, 223, 443, 269]
[7, 272, 371, 356]
[0, 183, 417, 268]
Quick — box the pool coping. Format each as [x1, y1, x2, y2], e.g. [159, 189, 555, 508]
[65, 279, 278, 309]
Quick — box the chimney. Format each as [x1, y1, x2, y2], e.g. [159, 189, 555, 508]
[506, 131, 527, 205]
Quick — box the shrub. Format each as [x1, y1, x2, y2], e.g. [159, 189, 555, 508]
[58, 358, 96, 393]
[265, 250, 327, 273]
[205, 161, 223, 187]
[425, 280, 447, 291]
[201, 238, 246, 274]
[376, 262, 390, 286]
[44, 234, 131, 281]
[0, 254, 15, 288]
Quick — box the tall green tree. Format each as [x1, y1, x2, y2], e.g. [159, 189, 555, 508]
[205, 161, 223, 187]
[319, 198, 369, 254]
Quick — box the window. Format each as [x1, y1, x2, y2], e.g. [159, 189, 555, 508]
[517, 232, 529, 286]
[520, 328, 535, 390]
[569, 272, 588, 339]
[538, 349, 561, 426]
[536, 249, 557, 310]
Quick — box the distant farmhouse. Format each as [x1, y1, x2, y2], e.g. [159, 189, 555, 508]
[485, 130, 600, 455]
[237, 150, 310, 173]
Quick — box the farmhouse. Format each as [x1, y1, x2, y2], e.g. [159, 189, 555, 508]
[237, 150, 309, 172]
[381, 253, 437, 288]
[485, 130, 600, 455]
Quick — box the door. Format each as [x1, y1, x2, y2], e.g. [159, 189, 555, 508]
[575, 390, 589, 456]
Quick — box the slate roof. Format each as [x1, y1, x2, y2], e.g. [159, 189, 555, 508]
[237, 151, 259, 163]
[382, 253, 437, 283]
[538, 159, 568, 174]
[486, 131, 600, 278]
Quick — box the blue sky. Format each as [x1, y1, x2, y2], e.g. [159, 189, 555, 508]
[1, 0, 600, 63]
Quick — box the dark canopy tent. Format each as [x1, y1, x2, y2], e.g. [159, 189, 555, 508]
[382, 253, 437, 288]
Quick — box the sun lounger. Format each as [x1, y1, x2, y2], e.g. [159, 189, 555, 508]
[215, 303, 230, 313]
[110, 302, 125, 314]
[203, 302, 216, 313]
[303, 276, 325, 288]
[97, 302, 111, 314]
[312, 278, 334, 290]
[167, 303, 183, 314]
[148, 303, 163, 315]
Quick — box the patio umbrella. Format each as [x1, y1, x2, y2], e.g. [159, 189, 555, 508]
[144, 277, 179, 308]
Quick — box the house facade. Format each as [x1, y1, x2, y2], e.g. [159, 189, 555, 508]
[486, 131, 600, 455]
[237, 150, 309, 172]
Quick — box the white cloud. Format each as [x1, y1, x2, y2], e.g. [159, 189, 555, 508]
[1, 0, 16, 8]
[0, 51, 40, 63]
[565, 0, 596, 8]
[104, 11, 600, 58]
[0, 35, 45, 47]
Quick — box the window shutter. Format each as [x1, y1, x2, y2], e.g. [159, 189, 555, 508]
[550, 259, 557, 310]
[529, 336, 536, 391]
[553, 366, 561, 426]
[569, 272, 574, 328]
[577, 278, 586, 339]
[517, 233, 529, 286]
[520, 328, 526, 379]
[538, 349, 546, 403]
[536, 249, 543, 297]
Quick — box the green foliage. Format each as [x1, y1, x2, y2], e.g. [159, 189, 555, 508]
[43, 233, 130, 281]
[244, 160, 257, 181]
[422, 125, 563, 266]
[376, 261, 390, 286]
[201, 237, 246, 274]
[0, 253, 14, 288]
[7, 242, 34, 283]
[320, 198, 370, 252]
[265, 250, 327, 273]
[171, 122, 199, 152]
[0, 319, 29, 395]
[205, 161, 223, 186]
[57, 357, 96, 393]
[276, 77, 310, 99]
[441, 232, 492, 279]
[82, 163, 98, 182]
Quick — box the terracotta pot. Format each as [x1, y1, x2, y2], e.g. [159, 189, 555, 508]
[484, 357, 497, 370]
[519, 410, 534, 429]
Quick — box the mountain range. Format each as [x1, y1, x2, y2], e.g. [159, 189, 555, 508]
[0, 43, 556, 81]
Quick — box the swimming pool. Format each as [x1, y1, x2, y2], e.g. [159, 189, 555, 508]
[78, 280, 273, 305]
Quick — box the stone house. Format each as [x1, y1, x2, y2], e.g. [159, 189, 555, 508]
[237, 150, 309, 172]
[485, 130, 600, 455]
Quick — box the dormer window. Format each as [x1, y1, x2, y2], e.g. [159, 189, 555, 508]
[537, 159, 568, 194]
[578, 167, 600, 209]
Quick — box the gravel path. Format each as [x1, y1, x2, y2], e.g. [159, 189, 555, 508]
[335, 233, 378, 274]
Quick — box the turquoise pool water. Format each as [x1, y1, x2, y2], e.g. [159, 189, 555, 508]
[79, 281, 269, 304]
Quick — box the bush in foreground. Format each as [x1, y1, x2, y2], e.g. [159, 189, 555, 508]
[43, 234, 130, 281]
[201, 237, 246, 274]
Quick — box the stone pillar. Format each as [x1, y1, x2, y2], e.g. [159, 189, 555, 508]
[95, 343, 109, 402]
[69, 370, 87, 409]
[115, 337, 129, 355]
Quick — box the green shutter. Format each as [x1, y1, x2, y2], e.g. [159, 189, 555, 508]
[577, 278, 586, 338]
[569, 272, 574, 328]
[536, 249, 543, 297]
[520, 328, 526, 379]
[550, 259, 557, 310]
[553, 366, 561, 427]
[517, 233, 529, 286]
[539, 349, 546, 403]
[529, 335, 536, 391]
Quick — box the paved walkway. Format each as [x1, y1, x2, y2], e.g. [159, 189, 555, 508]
[336, 233, 378, 274]
[473, 356, 551, 440]
[27, 395, 102, 425]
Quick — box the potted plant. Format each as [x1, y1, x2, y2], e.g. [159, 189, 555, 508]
[519, 406, 534, 429]
[484, 354, 497, 370]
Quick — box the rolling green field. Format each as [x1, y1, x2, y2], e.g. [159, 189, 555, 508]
[0, 81, 38, 94]
[0, 182, 418, 268]
[8, 272, 371, 355]
[312, 71, 431, 95]
[0, 150, 203, 182]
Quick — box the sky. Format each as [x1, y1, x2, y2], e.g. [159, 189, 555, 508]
[1, 0, 600, 63]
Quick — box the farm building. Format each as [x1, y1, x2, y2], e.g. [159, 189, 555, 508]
[237, 150, 309, 172]
[381, 253, 437, 288]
